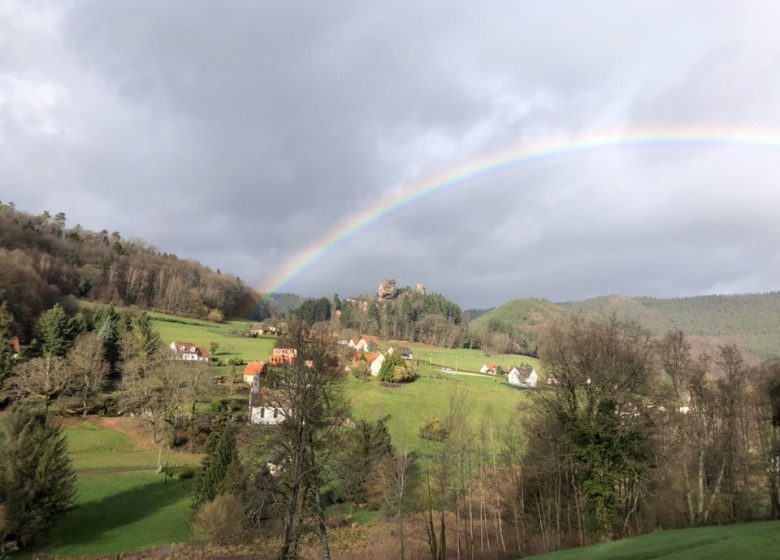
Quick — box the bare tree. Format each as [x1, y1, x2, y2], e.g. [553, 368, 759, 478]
[67, 332, 107, 416]
[4, 355, 73, 410]
[254, 320, 347, 560]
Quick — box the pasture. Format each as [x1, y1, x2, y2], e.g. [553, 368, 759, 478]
[31, 419, 202, 557]
[396, 341, 541, 374]
[149, 312, 276, 363]
[344, 371, 532, 448]
[528, 520, 780, 560]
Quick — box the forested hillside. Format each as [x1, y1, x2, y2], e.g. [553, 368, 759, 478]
[336, 286, 467, 347]
[0, 203, 266, 336]
[472, 293, 780, 358]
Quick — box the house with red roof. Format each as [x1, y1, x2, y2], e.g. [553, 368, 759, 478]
[348, 335, 381, 352]
[243, 361, 267, 384]
[169, 341, 209, 361]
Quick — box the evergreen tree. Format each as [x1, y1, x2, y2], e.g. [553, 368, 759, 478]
[93, 305, 120, 371]
[35, 304, 72, 357]
[192, 415, 241, 511]
[132, 311, 162, 358]
[0, 405, 76, 546]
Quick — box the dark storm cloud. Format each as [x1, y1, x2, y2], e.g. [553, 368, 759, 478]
[3, 1, 780, 308]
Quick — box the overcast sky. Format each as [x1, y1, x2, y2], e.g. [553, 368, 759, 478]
[3, 1, 780, 308]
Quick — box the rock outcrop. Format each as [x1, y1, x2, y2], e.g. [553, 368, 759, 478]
[377, 279, 398, 301]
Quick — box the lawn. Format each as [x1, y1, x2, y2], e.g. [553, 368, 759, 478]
[29, 420, 203, 558]
[344, 371, 533, 448]
[528, 520, 780, 560]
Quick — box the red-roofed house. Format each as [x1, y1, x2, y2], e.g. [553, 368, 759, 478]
[348, 335, 381, 352]
[243, 361, 267, 384]
[169, 341, 209, 361]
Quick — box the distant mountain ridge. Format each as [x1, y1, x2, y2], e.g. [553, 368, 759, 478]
[470, 292, 780, 358]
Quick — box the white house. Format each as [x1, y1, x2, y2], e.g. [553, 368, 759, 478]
[388, 346, 414, 360]
[480, 363, 497, 375]
[370, 353, 385, 376]
[250, 404, 286, 425]
[508, 366, 538, 388]
[249, 373, 286, 425]
[169, 341, 209, 361]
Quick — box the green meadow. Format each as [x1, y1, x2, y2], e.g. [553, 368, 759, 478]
[344, 371, 532, 448]
[399, 341, 541, 373]
[31, 420, 203, 558]
[149, 312, 276, 363]
[528, 520, 780, 560]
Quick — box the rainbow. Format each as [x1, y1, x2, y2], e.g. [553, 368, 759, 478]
[259, 125, 780, 296]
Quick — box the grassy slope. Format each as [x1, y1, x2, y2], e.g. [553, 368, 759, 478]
[345, 372, 532, 448]
[33, 420, 202, 557]
[528, 520, 780, 560]
[150, 313, 277, 362]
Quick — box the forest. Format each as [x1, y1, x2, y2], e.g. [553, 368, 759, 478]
[0, 203, 266, 338]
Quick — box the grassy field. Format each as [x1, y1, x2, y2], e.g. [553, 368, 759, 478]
[528, 520, 780, 560]
[31, 419, 203, 558]
[345, 371, 532, 448]
[150, 312, 277, 363]
[398, 341, 541, 373]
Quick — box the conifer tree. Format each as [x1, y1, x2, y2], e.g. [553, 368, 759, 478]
[35, 304, 72, 357]
[0, 405, 75, 545]
[192, 415, 241, 511]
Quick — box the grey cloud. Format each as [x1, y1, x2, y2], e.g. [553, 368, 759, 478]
[3, 1, 780, 308]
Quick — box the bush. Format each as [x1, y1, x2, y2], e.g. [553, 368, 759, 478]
[378, 353, 417, 383]
[193, 494, 246, 546]
[350, 360, 371, 381]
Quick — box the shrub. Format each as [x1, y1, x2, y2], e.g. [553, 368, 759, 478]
[193, 494, 246, 546]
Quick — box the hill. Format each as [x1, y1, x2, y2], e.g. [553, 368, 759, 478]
[470, 293, 780, 358]
[468, 298, 567, 356]
[528, 520, 780, 560]
[0, 203, 267, 336]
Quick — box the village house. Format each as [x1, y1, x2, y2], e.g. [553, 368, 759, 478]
[351, 351, 385, 376]
[480, 362, 496, 374]
[243, 361, 267, 384]
[507, 366, 538, 388]
[348, 335, 381, 352]
[388, 346, 414, 360]
[248, 376, 286, 426]
[168, 341, 209, 362]
[269, 339, 296, 365]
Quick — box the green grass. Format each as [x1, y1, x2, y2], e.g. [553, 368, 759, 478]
[344, 371, 531, 448]
[36, 471, 194, 557]
[151, 314, 276, 363]
[65, 420, 202, 471]
[528, 520, 780, 560]
[27, 420, 202, 558]
[398, 341, 541, 373]
[325, 503, 383, 524]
